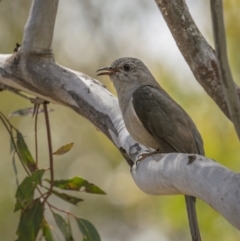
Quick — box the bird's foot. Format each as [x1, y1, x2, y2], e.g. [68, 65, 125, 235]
[136, 149, 161, 163]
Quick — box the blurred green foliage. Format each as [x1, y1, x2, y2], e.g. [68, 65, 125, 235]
[0, 0, 239, 240]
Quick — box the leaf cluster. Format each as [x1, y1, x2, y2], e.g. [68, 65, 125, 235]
[1, 108, 104, 241]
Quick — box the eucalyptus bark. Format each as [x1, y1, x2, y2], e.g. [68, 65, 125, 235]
[155, 0, 240, 121]
[210, 0, 240, 139]
[0, 0, 240, 233]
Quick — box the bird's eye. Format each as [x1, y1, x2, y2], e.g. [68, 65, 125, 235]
[123, 64, 131, 71]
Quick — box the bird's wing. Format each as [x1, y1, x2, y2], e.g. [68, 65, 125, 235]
[132, 85, 203, 154]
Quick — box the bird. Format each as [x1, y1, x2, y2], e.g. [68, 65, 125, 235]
[97, 57, 204, 241]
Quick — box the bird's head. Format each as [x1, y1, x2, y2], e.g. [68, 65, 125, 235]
[97, 57, 156, 93]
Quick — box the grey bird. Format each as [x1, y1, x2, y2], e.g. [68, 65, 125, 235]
[97, 57, 204, 241]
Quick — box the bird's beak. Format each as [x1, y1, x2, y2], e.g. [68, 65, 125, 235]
[96, 66, 118, 76]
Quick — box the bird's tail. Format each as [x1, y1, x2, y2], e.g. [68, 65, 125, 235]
[185, 195, 201, 241]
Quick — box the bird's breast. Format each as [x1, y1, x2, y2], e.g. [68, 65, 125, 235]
[122, 98, 159, 149]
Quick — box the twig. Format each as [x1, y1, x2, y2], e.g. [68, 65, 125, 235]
[48, 203, 78, 218]
[0, 85, 33, 100]
[43, 102, 54, 202]
[34, 104, 40, 167]
[210, 0, 240, 140]
[0, 111, 18, 131]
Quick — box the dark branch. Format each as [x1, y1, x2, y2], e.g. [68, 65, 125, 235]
[210, 0, 240, 139]
[154, 0, 240, 121]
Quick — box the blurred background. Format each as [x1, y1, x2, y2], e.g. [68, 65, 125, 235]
[0, 0, 240, 240]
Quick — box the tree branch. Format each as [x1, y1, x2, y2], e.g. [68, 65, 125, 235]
[21, 0, 59, 53]
[154, 0, 240, 121]
[1, 52, 240, 230]
[0, 0, 240, 232]
[131, 153, 240, 230]
[0, 53, 145, 166]
[210, 0, 240, 139]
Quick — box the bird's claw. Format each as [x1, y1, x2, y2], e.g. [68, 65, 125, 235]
[136, 149, 161, 164]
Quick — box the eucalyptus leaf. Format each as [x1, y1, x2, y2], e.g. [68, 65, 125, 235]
[16, 131, 37, 172]
[9, 107, 55, 117]
[51, 189, 84, 205]
[14, 169, 45, 211]
[75, 218, 101, 241]
[16, 198, 44, 241]
[53, 143, 74, 155]
[45, 176, 105, 195]
[42, 218, 55, 241]
[52, 212, 73, 241]
[12, 154, 19, 186]
[10, 137, 15, 153]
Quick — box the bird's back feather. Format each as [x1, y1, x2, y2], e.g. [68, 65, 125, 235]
[132, 85, 204, 155]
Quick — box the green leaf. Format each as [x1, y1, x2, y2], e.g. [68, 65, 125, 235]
[16, 198, 44, 241]
[10, 137, 15, 153]
[12, 154, 20, 186]
[14, 169, 45, 212]
[9, 107, 55, 117]
[84, 183, 106, 195]
[42, 218, 55, 241]
[75, 218, 101, 241]
[45, 177, 106, 195]
[52, 212, 73, 241]
[16, 131, 37, 172]
[53, 143, 74, 155]
[51, 189, 84, 205]
[67, 216, 74, 241]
